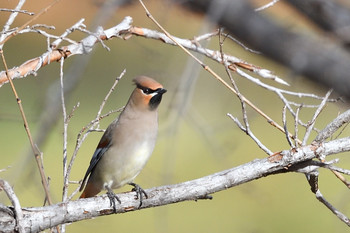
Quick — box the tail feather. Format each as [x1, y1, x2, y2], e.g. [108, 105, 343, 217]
[80, 182, 101, 198]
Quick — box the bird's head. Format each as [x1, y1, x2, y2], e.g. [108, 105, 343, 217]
[130, 76, 167, 111]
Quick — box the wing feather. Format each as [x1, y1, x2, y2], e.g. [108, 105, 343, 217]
[79, 120, 117, 192]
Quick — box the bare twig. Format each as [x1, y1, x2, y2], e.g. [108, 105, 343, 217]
[315, 189, 350, 226]
[50, 18, 85, 49]
[192, 29, 218, 43]
[136, 1, 339, 147]
[325, 165, 350, 176]
[0, 0, 26, 47]
[0, 0, 61, 48]
[302, 90, 332, 146]
[76, 26, 111, 51]
[0, 8, 34, 15]
[331, 170, 350, 189]
[227, 113, 273, 155]
[96, 69, 126, 125]
[294, 104, 302, 147]
[67, 70, 126, 197]
[219, 30, 272, 155]
[0, 16, 133, 87]
[305, 172, 350, 226]
[138, 0, 289, 139]
[314, 109, 350, 143]
[60, 57, 69, 202]
[0, 166, 11, 173]
[0, 179, 24, 233]
[130, 26, 292, 87]
[282, 105, 294, 147]
[255, 0, 281, 11]
[0, 50, 53, 205]
[221, 31, 261, 54]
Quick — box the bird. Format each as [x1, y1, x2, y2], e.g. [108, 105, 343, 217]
[79, 76, 166, 210]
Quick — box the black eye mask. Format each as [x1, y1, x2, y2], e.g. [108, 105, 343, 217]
[136, 84, 167, 110]
[136, 84, 156, 95]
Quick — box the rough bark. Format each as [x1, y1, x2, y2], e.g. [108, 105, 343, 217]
[1, 136, 350, 232]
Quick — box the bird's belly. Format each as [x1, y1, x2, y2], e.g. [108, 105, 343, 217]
[101, 140, 155, 189]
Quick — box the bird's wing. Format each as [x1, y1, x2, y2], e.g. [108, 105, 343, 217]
[79, 120, 117, 192]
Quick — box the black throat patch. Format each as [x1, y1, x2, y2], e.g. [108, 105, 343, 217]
[149, 93, 164, 110]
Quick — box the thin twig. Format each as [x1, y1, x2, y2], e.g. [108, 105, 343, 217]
[0, 0, 61, 47]
[282, 105, 294, 147]
[333, 121, 350, 140]
[316, 189, 350, 226]
[95, 69, 126, 124]
[314, 109, 350, 143]
[294, 104, 302, 147]
[67, 70, 126, 195]
[255, 0, 280, 11]
[0, 8, 34, 15]
[137, 0, 330, 147]
[227, 113, 273, 155]
[302, 90, 332, 146]
[15, 27, 78, 46]
[0, 49, 53, 205]
[0, 16, 133, 87]
[218, 30, 272, 155]
[67, 184, 82, 201]
[325, 165, 350, 176]
[50, 18, 86, 49]
[0, 166, 11, 173]
[192, 29, 218, 43]
[138, 0, 277, 130]
[67, 102, 80, 122]
[77, 26, 110, 51]
[0, 179, 25, 233]
[60, 57, 69, 203]
[331, 170, 350, 189]
[303, 170, 350, 226]
[0, 0, 26, 47]
[221, 30, 261, 54]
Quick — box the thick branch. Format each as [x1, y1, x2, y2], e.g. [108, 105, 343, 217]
[1, 137, 349, 232]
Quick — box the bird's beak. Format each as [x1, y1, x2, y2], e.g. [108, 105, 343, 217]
[157, 88, 167, 94]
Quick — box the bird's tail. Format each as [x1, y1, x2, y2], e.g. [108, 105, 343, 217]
[80, 182, 100, 198]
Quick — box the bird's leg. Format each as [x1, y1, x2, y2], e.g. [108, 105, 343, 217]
[105, 185, 121, 213]
[128, 182, 148, 208]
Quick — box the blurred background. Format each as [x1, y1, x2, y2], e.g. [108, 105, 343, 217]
[0, 0, 350, 232]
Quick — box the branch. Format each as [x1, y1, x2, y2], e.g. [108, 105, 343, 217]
[64, 70, 126, 202]
[1, 137, 349, 232]
[0, 16, 133, 87]
[183, 0, 350, 99]
[0, 179, 24, 233]
[0, 49, 53, 206]
[314, 109, 350, 143]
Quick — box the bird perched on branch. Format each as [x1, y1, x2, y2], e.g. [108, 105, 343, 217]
[79, 76, 166, 210]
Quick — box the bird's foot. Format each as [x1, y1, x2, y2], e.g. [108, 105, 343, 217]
[106, 186, 121, 213]
[128, 182, 148, 208]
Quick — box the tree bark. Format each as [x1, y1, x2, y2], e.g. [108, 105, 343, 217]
[1, 136, 350, 232]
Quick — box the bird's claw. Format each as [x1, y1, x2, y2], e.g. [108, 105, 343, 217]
[106, 187, 121, 213]
[129, 182, 148, 208]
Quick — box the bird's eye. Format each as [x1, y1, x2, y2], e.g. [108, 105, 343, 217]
[142, 88, 153, 95]
[136, 84, 156, 95]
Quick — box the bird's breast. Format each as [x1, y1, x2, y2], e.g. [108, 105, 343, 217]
[131, 140, 154, 165]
